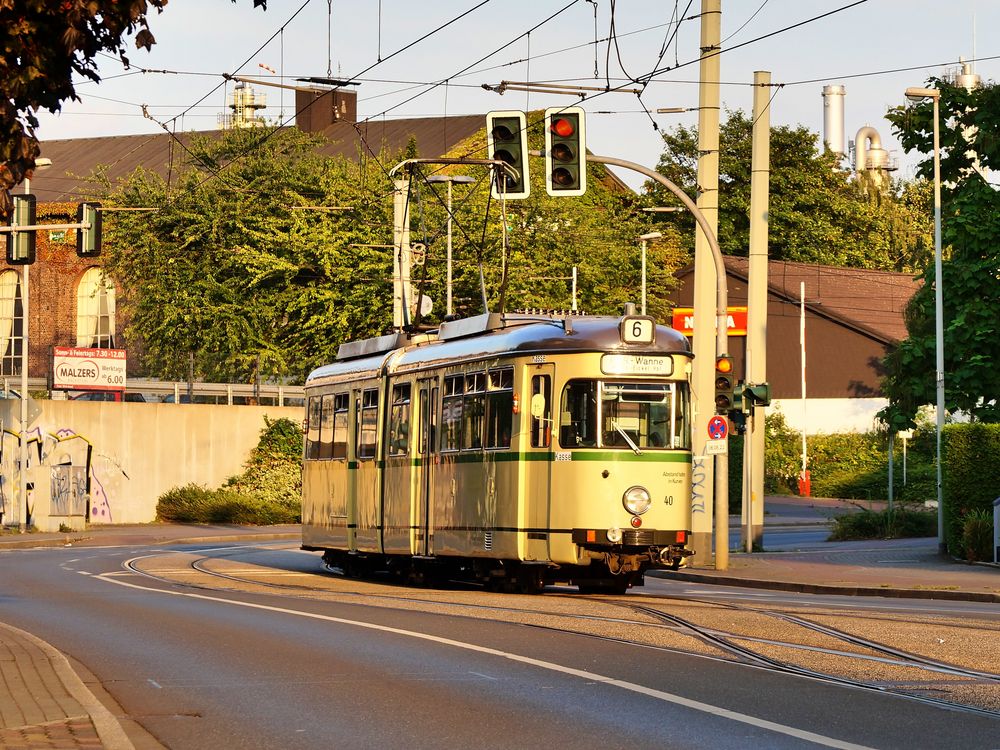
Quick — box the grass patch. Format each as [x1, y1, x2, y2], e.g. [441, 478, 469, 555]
[828, 507, 936, 541]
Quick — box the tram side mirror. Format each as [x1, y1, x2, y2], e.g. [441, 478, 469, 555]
[530, 393, 546, 420]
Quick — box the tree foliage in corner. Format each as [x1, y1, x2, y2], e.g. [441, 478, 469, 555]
[880, 78, 1000, 428]
[0, 0, 266, 218]
[647, 110, 933, 271]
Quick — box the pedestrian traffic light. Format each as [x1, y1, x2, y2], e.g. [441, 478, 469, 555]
[544, 106, 586, 196]
[714, 355, 735, 414]
[6, 194, 37, 265]
[486, 111, 529, 200]
[745, 382, 772, 409]
[76, 202, 102, 258]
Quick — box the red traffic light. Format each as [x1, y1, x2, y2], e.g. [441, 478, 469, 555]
[550, 117, 575, 138]
[715, 355, 733, 374]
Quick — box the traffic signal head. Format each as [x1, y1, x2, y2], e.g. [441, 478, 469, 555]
[746, 382, 772, 408]
[714, 355, 735, 414]
[544, 106, 587, 196]
[6, 194, 37, 265]
[76, 202, 102, 258]
[486, 111, 529, 200]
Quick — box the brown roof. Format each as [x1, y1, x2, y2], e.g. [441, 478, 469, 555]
[28, 115, 487, 203]
[727, 257, 920, 343]
[677, 257, 921, 344]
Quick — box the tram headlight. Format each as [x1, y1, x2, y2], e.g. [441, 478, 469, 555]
[606, 527, 623, 543]
[622, 486, 652, 516]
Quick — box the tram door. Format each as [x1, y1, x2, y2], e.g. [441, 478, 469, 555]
[524, 365, 554, 561]
[415, 379, 439, 556]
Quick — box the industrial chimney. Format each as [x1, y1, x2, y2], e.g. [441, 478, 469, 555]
[822, 84, 846, 159]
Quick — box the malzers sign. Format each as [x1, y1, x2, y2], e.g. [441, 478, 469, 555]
[53, 347, 127, 391]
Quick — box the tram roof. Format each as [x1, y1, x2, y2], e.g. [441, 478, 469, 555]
[306, 314, 691, 387]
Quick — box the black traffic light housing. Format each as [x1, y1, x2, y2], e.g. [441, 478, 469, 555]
[714, 355, 735, 414]
[544, 106, 587, 196]
[76, 202, 102, 258]
[6, 194, 37, 265]
[486, 111, 529, 200]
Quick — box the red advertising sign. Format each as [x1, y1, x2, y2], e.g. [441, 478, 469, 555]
[671, 306, 748, 336]
[53, 347, 127, 391]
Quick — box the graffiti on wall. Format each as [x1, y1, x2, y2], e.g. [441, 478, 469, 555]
[0, 425, 128, 526]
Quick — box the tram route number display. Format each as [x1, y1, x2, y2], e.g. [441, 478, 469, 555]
[53, 346, 127, 391]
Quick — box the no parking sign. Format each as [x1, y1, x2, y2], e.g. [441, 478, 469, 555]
[707, 415, 728, 441]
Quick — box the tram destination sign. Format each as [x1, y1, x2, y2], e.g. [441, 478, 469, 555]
[601, 354, 673, 376]
[53, 347, 127, 391]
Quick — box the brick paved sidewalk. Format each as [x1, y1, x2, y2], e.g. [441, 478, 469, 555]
[0, 622, 133, 749]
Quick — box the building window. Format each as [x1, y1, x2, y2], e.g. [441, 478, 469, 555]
[76, 268, 116, 348]
[0, 271, 23, 377]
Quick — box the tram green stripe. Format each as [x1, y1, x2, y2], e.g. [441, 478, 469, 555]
[354, 451, 692, 469]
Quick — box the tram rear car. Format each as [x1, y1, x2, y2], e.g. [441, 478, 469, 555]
[301, 311, 695, 593]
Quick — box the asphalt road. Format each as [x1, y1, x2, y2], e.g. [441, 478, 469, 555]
[2, 542, 998, 749]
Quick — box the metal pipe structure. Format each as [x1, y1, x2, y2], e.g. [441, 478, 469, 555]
[905, 86, 945, 553]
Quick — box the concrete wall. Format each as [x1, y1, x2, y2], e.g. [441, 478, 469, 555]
[0, 400, 302, 531]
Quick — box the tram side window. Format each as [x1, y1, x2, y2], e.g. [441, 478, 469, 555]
[485, 367, 514, 449]
[672, 382, 692, 450]
[318, 394, 335, 459]
[358, 389, 378, 460]
[463, 372, 486, 450]
[306, 396, 323, 459]
[559, 380, 597, 448]
[442, 375, 464, 451]
[388, 383, 411, 456]
[332, 393, 349, 459]
[530, 374, 551, 448]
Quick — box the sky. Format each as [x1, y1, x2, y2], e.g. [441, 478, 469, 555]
[34, 0, 997, 190]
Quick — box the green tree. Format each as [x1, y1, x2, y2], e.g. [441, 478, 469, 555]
[101, 126, 396, 382]
[646, 110, 933, 271]
[880, 78, 1000, 427]
[0, 1, 266, 217]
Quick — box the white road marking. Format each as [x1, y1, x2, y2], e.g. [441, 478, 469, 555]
[97, 559, 875, 750]
[147, 679, 162, 689]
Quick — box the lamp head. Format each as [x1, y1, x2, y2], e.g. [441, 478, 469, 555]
[905, 87, 939, 102]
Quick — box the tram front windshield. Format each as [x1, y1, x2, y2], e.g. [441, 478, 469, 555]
[559, 380, 691, 450]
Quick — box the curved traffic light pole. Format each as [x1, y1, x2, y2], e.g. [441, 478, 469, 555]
[542, 150, 732, 570]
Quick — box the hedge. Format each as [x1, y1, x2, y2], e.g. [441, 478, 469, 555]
[942, 423, 1000, 557]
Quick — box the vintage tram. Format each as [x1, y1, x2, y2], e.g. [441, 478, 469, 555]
[301, 309, 694, 593]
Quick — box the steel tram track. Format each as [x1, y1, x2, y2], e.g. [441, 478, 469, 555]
[122, 546, 1000, 717]
[583, 596, 1000, 718]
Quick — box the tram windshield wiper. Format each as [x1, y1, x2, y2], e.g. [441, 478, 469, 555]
[610, 419, 642, 455]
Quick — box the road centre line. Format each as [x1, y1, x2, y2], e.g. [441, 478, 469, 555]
[98, 556, 876, 750]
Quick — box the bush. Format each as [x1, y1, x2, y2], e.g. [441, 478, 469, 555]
[959, 508, 993, 563]
[156, 417, 302, 525]
[828, 508, 937, 540]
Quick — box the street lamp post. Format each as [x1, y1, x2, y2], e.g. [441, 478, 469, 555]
[905, 86, 944, 553]
[637, 232, 662, 315]
[425, 175, 475, 317]
[18, 157, 51, 532]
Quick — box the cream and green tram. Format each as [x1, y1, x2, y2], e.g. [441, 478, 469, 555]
[301, 311, 694, 593]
